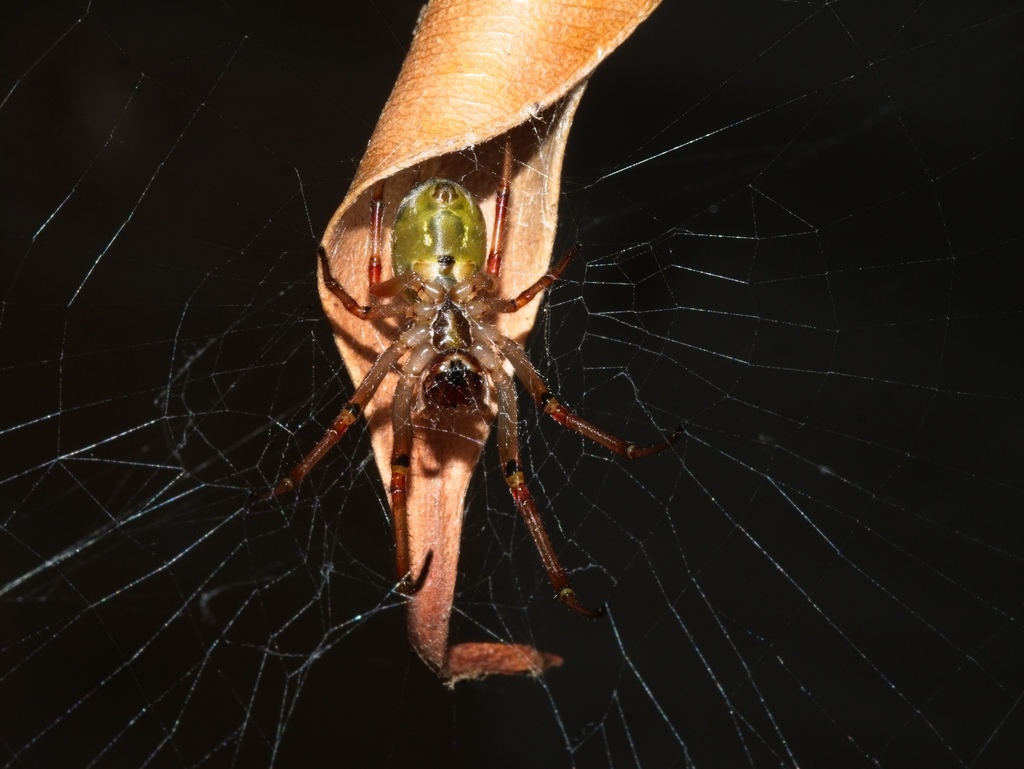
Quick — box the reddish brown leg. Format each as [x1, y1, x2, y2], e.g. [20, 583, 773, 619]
[485, 137, 513, 277]
[255, 336, 413, 499]
[367, 180, 385, 287]
[492, 244, 580, 314]
[318, 180, 387, 320]
[318, 247, 379, 320]
[388, 341, 437, 592]
[489, 361, 604, 618]
[389, 404, 414, 590]
[488, 331, 683, 458]
[507, 473, 605, 618]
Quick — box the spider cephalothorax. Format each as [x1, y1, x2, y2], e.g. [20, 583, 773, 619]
[259, 142, 680, 617]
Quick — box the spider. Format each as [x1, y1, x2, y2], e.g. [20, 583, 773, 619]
[259, 141, 681, 618]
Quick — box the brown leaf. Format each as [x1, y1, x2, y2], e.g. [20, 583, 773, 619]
[318, 0, 662, 681]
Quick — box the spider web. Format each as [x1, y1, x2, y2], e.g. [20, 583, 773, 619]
[2, 1, 1023, 766]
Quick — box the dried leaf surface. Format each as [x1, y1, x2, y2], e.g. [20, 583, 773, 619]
[319, 0, 662, 680]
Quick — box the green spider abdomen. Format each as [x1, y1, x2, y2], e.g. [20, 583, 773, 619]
[390, 179, 488, 287]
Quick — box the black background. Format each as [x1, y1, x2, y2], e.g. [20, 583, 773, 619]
[2, 1, 1023, 767]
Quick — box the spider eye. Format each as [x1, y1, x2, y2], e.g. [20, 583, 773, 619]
[431, 182, 456, 204]
[437, 254, 455, 268]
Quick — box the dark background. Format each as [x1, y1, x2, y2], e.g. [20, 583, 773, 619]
[2, 1, 1022, 767]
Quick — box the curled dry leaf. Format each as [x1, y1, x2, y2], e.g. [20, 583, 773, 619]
[319, 0, 662, 682]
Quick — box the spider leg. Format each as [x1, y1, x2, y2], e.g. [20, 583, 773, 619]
[485, 136, 513, 277]
[318, 181, 395, 320]
[488, 331, 683, 458]
[482, 348, 604, 618]
[318, 246, 380, 320]
[370, 273, 418, 299]
[368, 179, 385, 287]
[255, 328, 427, 499]
[492, 243, 580, 313]
[389, 340, 438, 593]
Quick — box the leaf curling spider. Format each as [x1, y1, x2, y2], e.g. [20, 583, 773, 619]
[257, 140, 682, 618]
